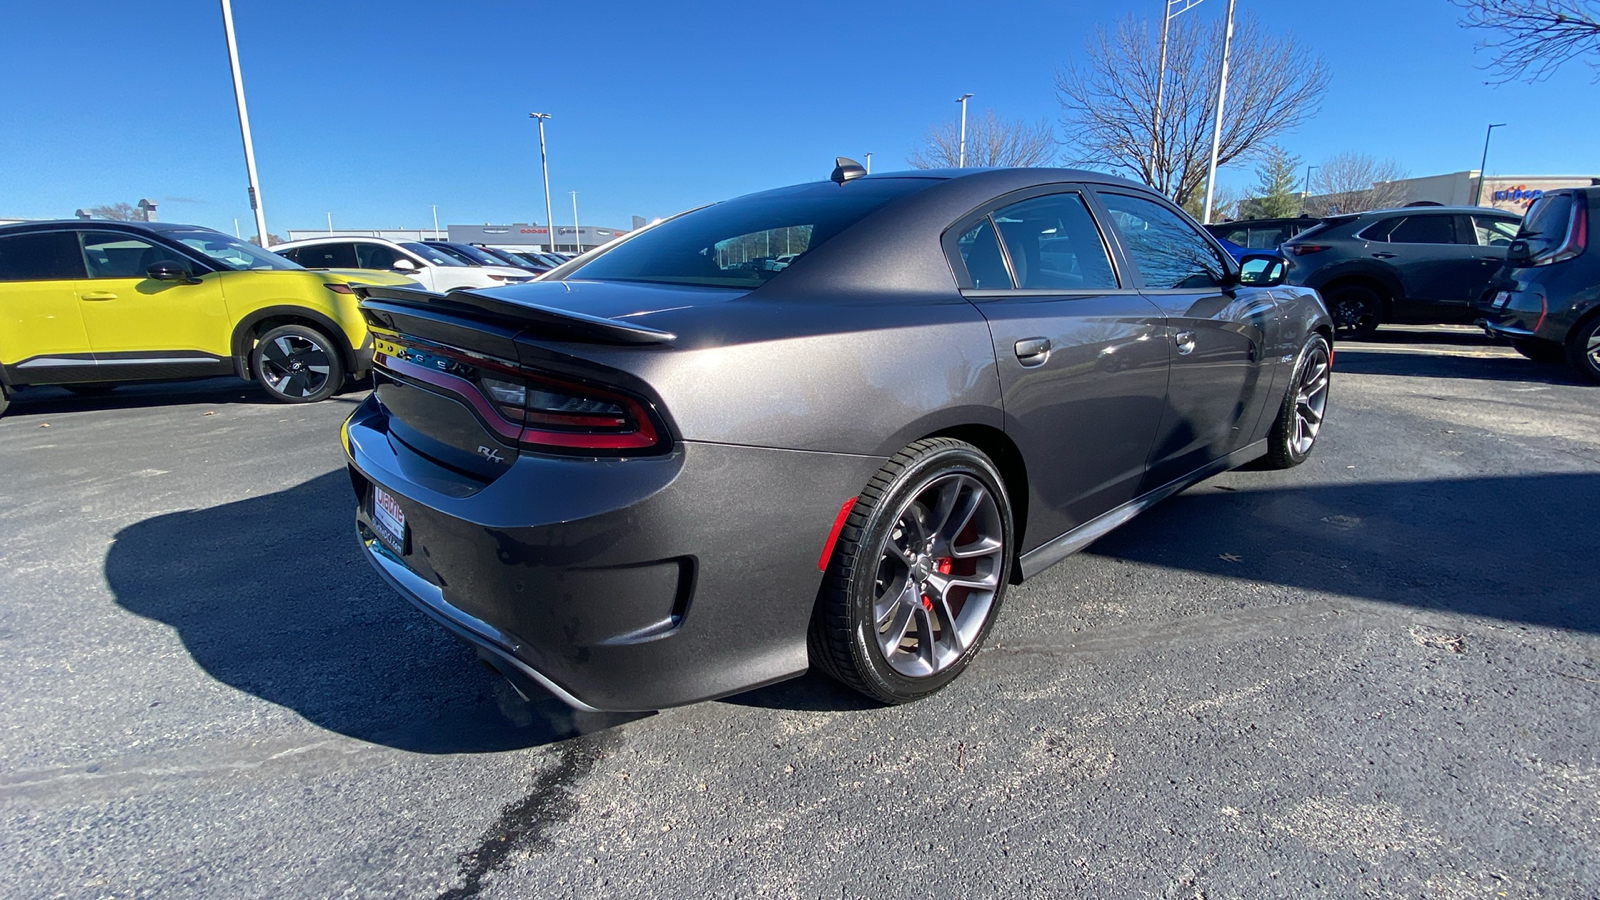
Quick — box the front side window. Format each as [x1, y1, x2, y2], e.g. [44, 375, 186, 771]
[167, 230, 299, 271]
[568, 177, 930, 288]
[80, 232, 189, 279]
[992, 193, 1117, 290]
[1473, 216, 1520, 247]
[1385, 215, 1458, 245]
[1098, 192, 1226, 290]
[293, 242, 359, 269]
[0, 231, 87, 281]
[356, 243, 402, 270]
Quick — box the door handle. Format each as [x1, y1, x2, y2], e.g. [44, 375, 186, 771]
[1014, 337, 1051, 367]
[1175, 331, 1197, 356]
[80, 291, 118, 301]
[1371, 252, 1397, 259]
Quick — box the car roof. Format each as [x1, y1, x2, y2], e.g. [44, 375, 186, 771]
[1349, 206, 1521, 218]
[274, 235, 405, 248]
[0, 219, 225, 237]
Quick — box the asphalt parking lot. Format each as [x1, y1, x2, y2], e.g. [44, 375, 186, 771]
[2, 326, 1597, 899]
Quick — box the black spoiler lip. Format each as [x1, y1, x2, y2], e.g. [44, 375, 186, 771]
[353, 283, 677, 346]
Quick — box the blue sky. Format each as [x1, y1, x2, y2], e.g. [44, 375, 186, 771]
[1, 1, 1595, 236]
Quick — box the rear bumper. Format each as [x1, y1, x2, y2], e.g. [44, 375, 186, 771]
[342, 393, 885, 711]
[1477, 289, 1554, 341]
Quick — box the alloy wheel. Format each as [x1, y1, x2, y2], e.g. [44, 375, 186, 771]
[259, 334, 332, 399]
[1291, 343, 1331, 456]
[869, 473, 1005, 678]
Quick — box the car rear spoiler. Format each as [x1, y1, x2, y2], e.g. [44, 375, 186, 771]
[353, 284, 676, 346]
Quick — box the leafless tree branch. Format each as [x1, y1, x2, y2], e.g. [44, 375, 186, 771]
[907, 109, 1057, 169]
[1452, 0, 1600, 82]
[1055, 12, 1328, 207]
[1305, 152, 1410, 216]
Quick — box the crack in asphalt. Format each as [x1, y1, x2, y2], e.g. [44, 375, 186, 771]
[437, 732, 619, 900]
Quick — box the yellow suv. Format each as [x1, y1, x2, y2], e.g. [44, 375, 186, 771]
[0, 220, 418, 417]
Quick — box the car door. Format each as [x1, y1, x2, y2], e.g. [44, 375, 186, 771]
[1093, 189, 1282, 489]
[1367, 214, 1492, 317]
[72, 230, 232, 375]
[954, 189, 1170, 545]
[0, 229, 95, 383]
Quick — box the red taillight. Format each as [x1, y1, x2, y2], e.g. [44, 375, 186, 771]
[324, 282, 356, 294]
[1289, 244, 1330, 256]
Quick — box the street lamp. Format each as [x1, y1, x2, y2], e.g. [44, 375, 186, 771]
[528, 112, 557, 253]
[1474, 123, 1508, 207]
[219, 0, 268, 246]
[431, 204, 440, 240]
[1153, 0, 1207, 193]
[1302, 164, 1319, 214]
[956, 93, 973, 168]
[570, 191, 581, 254]
[864, 152, 872, 174]
[1200, 0, 1236, 225]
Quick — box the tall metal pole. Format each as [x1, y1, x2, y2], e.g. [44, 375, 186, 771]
[326, 212, 333, 234]
[220, 0, 268, 246]
[529, 113, 556, 253]
[1154, 2, 1172, 190]
[570, 191, 581, 254]
[1200, 0, 1236, 225]
[864, 152, 872, 174]
[956, 93, 973, 168]
[1302, 164, 1319, 214]
[431, 204, 440, 239]
[1475, 123, 1507, 206]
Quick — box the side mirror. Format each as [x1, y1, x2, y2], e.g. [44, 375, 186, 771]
[1504, 239, 1533, 267]
[147, 260, 199, 283]
[391, 258, 418, 272]
[1237, 253, 1287, 287]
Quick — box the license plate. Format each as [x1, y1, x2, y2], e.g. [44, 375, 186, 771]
[371, 485, 406, 553]
[1492, 291, 1511, 308]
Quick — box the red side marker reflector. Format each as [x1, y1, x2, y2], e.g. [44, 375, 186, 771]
[817, 497, 858, 572]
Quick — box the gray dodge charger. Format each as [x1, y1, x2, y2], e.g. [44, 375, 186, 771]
[343, 163, 1333, 711]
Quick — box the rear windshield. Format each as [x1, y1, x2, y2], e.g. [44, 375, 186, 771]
[566, 178, 932, 288]
[1517, 193, 1575, 256]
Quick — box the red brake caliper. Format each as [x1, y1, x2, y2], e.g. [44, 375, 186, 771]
[921, 558, 953, 610]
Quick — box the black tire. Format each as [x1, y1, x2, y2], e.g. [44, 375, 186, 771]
[1511, 337, 1566, 364]
[251, 324, 345, 403]
[0, 386, 10, 419]
[809, 438, 1014, 704]
[1566, 316, 1600, 384]
[64, 384, 117, 396]
[1325, 284, 1383, 340]
[1262, 333, 1332, 469]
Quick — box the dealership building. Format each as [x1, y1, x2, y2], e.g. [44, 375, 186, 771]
[284, 222, 632, 254]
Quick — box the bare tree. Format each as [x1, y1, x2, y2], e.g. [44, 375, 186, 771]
[86, 202, 142, 221]
[1452, 0, 1600, 81]
[907, 109, 1056, 169]
[1055, 12, 1328, 208]
[1305, 152, 1410, 216]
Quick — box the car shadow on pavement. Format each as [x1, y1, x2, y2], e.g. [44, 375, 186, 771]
[2, 377, 374, 419]
[105, 470, 645, 754]
[1085, 471, 1600, 634]
[1332, 348, 1584, 385]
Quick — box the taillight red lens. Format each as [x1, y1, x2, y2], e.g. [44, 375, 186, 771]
[1289, 244, 1330, 256]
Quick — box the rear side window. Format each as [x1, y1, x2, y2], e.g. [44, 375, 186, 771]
[992, 193, 1118, 290]
[568, 178, 930, 288]
[1098, 192, 1226, 290]
[955, 219, 1012, 290]
[1473, 216, 1520, 247]
[356, 243, 402, 269]
[1381, 215, 1458, 245]
[0, 231, 87, 281]
[1246, 226, 1290, 249]
[293, 242, 358, 268]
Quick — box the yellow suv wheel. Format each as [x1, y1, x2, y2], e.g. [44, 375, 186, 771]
[251, 324, 345, 404]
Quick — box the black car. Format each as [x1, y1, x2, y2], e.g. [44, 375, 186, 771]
[1281, 206, 1522, 339]
[1205, 216, 1320, 252]
[470, 245, 552, 274]
[343, 163, 1332, 711]
[1478, 186, 1599, 381]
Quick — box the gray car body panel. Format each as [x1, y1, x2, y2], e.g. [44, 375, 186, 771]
[343, 168, 1333, 710]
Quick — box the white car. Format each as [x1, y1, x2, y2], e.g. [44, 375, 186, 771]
[271, 237, 532, 292]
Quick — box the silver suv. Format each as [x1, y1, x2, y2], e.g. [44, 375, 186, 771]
[1281, 206, 1521, 339]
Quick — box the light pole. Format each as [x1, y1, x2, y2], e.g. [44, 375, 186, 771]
[956, 93, 973, 168]
[1153, 0, 1206, 195]
[528, 112, 556, 253]
[570, 191, 581, 254]
[1302, 164, 1319, 214]
[1200, 0, 1236, 225]
[431, 204, 440, 239]
[1475, 123, 1507, 206]
[219, 0, 267, 246]
[864, 152, 872, 174]
[326, 212, 333, 234]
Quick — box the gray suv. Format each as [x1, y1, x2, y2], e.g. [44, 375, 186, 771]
[1282, 206, 1522, 339]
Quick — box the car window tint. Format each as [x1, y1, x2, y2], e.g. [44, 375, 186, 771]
[1359, 217, 1403, 242]
[956, 218, 1012, 289]
[1386, 215, 1457, 245]
[1516, 193, 1574, 257]
[168, 230, 298, 271]
[1473, 217, 1519, 247]
[294, 242, 359, 268]
[1246, 226, 1288, 249]
[1218, 227, 1249, 245]
[80, 232, 187, 279]
[0, 231, 87, 281]
[992, 193, 1117, 290]
[356, 243, 402, 269]
[400, 242, 469, 266]
[1098, 192, 1225, 290]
